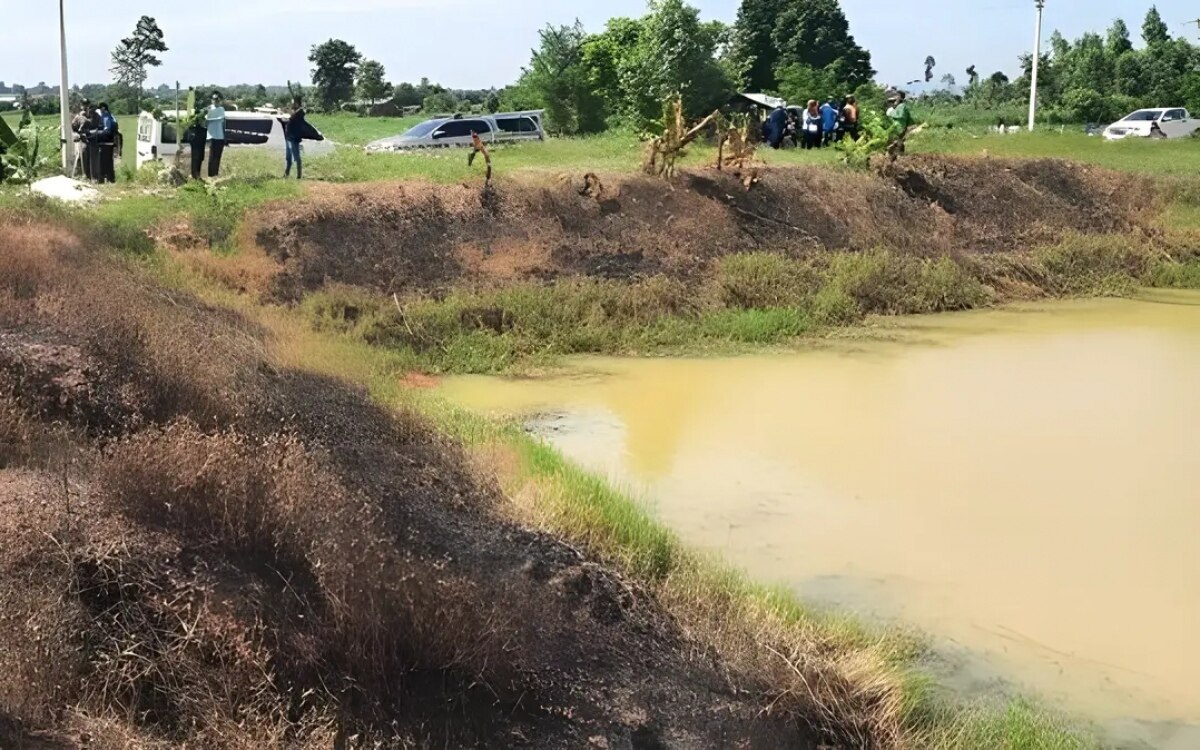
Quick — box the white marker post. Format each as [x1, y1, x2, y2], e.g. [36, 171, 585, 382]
[1028, 0, 1045, 132]
[58, 0, 73, 172]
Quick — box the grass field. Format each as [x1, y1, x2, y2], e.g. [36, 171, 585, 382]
[8, 110, 1198, 187]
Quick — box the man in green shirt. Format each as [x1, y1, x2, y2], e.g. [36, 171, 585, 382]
[887, 90, 913, 133]
[886, 90, 914, 158]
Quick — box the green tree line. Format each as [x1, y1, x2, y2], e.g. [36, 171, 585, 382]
[930, 6, 1200, 124]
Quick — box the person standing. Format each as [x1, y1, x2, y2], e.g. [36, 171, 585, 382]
[765, 105, 788, 149]
[186, 110, 207, 180]
[841, 95, 860, 142]
[206, 92, 227, 178]
[283, 97, 324, 179]
[886, 90, 914, 158]
[71, 101, 94, 179]
[820, 98, 839, 146]
[802, 100, 822, 150]
[86, 102, 118, 184]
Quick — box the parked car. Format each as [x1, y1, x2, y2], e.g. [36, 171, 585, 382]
[1103, 108, 1200, 140]
[365, 110, 545, 151]
[135, 109, 333, 168]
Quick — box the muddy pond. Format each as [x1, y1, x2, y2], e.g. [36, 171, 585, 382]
[441, 291, 1200, 749]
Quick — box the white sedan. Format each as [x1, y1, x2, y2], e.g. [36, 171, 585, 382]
[1103, 108, 1200, 140]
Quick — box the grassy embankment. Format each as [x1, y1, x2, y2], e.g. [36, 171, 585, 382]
[136, 226, 1104, 750]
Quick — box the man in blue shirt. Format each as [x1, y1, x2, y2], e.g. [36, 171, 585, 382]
[820, 98, 839, 147]
[206, 92, 227, 178]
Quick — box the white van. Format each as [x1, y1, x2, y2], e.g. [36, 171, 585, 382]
[135, 109, 333, 168]
[365, 110, 546, 151]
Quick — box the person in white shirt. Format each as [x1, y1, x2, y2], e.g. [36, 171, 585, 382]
[206, 92, 227, 178]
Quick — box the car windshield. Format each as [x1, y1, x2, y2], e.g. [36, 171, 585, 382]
[402, 120, 442, 138]
[1121, 110, 1164, 122]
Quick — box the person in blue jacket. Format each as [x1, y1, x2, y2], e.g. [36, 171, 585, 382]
[86, 102, 118, 183]
[820, 98, 839, 146]
[283, 97, 324, 179]
[765, 105, 789, 149]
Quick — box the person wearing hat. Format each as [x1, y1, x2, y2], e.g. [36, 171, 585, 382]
[206, 91, 227, 178]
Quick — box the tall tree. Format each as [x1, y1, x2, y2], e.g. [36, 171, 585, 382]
[729, 0, 785, 91]
[620, 0, 732, 124]
[731, 0, 870, 92]
[770, 0, 873, 92]
[309, 39, 362, 112]
[1050, 30, 1071, 60]
[517, 22, 606, 134]
[1142, 6, 1170, 46]
[1106, 18, 1133, 56]
[356, 59, 391, 107]
[110, 16, 167, 114]
[582, 17, 644, 116]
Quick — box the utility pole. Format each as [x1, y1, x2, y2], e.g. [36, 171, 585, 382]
[1028, 0, 1045, 132]
[58, 0, 74, 172]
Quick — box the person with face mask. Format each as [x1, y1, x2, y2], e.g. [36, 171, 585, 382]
[206, 92, 227, 178]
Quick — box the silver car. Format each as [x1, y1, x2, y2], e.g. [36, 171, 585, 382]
[366, 110, 545, 151]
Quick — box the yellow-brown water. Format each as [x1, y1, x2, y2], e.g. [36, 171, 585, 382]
[441, 291, 1200, 748]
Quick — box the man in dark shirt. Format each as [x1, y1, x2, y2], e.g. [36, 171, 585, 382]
[87, 102, 118, 183]
[283, 97, 324, 179]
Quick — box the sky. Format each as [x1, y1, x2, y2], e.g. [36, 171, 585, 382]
[3, 1, 1199, 92]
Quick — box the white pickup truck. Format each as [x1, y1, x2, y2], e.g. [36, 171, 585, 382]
[1103, 108, 1200, 140]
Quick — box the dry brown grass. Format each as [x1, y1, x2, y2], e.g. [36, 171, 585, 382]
[4, 218, 844, 748]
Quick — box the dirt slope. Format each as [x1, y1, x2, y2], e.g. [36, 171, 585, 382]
[250, 156, 1148, 300]
[0, 221, 882, 747]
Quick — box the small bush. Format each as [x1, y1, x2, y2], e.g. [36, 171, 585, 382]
[1148, 259, 1200, 289]
[808, 285, 861, 325]
[1035, 234, 1156, 292]
[714, 252, 819, 309]
[826, 249, 987, 315]
[701, 307, 811, 343]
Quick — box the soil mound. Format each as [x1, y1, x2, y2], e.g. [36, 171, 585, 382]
[1, 220, 893, 746]
[251, 156, 1146, 300]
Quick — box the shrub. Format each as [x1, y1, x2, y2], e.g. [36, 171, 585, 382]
[826, 249, 986, 315]
[700, 307, 811, 343]
[714, 252, 819, 309]
[1035, 234, 1155, 292]
[1148, 259, 1200, 288]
